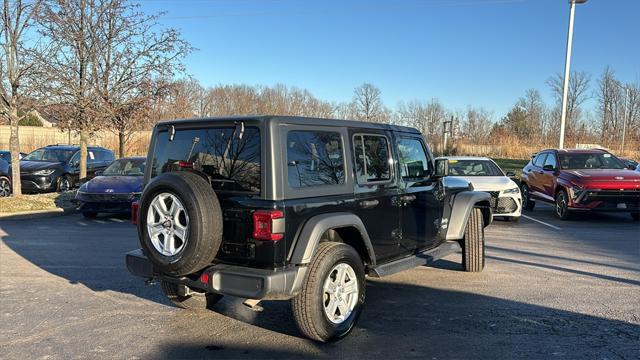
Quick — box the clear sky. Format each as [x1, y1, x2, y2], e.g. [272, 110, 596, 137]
[139, 0, 640, 119]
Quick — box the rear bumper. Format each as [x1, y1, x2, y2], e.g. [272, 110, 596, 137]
[126, 249, 306, 300]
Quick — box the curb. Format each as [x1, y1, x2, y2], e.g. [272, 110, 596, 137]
[0, 207, 77, 221]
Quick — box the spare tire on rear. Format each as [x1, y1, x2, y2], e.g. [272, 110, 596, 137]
[138, 171, 223, 276]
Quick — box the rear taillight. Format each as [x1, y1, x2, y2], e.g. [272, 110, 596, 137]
[252, 210, 284, 241]
[131, 200, 140, 225]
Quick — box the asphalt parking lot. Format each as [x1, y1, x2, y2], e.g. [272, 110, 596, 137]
[1, 204, 639, 359]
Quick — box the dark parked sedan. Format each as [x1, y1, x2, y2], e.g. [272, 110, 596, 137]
[0, 150, 26, 163]
[75, 157, 145, 218]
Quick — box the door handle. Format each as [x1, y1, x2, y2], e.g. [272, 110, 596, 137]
[358, 200, 379, 209]
[537, 171, 543, 174]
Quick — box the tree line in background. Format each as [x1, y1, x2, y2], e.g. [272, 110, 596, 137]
[2, 1, 639, 199]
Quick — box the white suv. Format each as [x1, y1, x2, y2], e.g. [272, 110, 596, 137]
[437, 156, 522, 221]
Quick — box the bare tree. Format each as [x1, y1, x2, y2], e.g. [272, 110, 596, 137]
[0, 0, 42, 197]
[351, 83, 389, 123]
[91, 0, 192, 157]
[547, 71, 591, 140]
[396, 98, 445, 145]
[37, 0, 102, 183]
[460, 106, 493, 143]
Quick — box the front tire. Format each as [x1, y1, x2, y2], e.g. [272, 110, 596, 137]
[291, 242, 365, 342]
[555, 189, 572, 220]
[521, 184, 535, 211]
[0, 176, 11, 197]
[160, 280, 223, 311]
[461, 208, 485, 272]
[57, 175, 73, 192]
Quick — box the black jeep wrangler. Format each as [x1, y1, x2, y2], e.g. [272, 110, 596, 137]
[126, 116, 492, 342]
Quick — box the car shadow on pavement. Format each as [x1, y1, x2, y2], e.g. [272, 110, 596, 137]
[1, 215, 638, 359]
[153, 280, 640, 359]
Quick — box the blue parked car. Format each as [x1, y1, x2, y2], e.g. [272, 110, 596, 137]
[75, 157, 145, 218]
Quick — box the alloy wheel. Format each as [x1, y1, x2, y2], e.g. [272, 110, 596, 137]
[0, 178, 10, 197]
[147, 192, 189, 256]
[556, 192, 567, 218]
[59, 177, 70, 192]
[322, 263, 359, 324]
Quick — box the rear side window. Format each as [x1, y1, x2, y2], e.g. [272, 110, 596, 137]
[151, 127, 261, 194]
[353, 135, 391, 184]
[397, 138, 431, 179]
[287, 131, 345, 187]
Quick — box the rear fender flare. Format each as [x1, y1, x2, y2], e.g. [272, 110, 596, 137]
[290, 212, 376, 266]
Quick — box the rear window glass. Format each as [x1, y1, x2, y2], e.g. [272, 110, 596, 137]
[151, 126, 261, 194]
[287, 131, 345, 188]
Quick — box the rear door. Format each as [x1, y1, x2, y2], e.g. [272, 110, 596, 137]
[395, 135, 443, 252]
[350, 131, 403, 262]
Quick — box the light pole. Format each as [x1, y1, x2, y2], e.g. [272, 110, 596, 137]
[559, 0, 588, 149]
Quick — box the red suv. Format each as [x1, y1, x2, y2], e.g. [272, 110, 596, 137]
[520, 149, 640, 220]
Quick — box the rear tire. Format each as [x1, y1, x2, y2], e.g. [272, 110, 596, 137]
[160, 281, 223, 311]
[521, 184, 535, 211]
[461, 208, 485, 272]
[555, 189, 572, 220]
[291, 242, 365, 342]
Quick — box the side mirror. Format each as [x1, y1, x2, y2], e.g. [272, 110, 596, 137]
[95, 170, 103, 176]
[434, 159, 449, 177]
[506, 171, 516, 177]
[543, 164, 555, 171]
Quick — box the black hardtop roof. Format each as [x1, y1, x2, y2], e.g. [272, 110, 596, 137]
[42, 144, 109, 151]
[156, 115, 421, 134]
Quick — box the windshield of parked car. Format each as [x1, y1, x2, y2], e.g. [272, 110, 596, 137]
[559, 152, 626, 170]
[22, 149, 75, 162]
[447, 159, 504, 176]
[103, 158, 145, 176]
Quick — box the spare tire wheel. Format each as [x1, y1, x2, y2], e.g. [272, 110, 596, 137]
[138, 171, 223, 276]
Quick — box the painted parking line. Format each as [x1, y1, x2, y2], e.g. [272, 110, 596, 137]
[521, 214, 562, 231]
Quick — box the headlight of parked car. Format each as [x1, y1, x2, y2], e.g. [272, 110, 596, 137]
[502, 187, 520, 195]
[33, 169, 55, 176]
